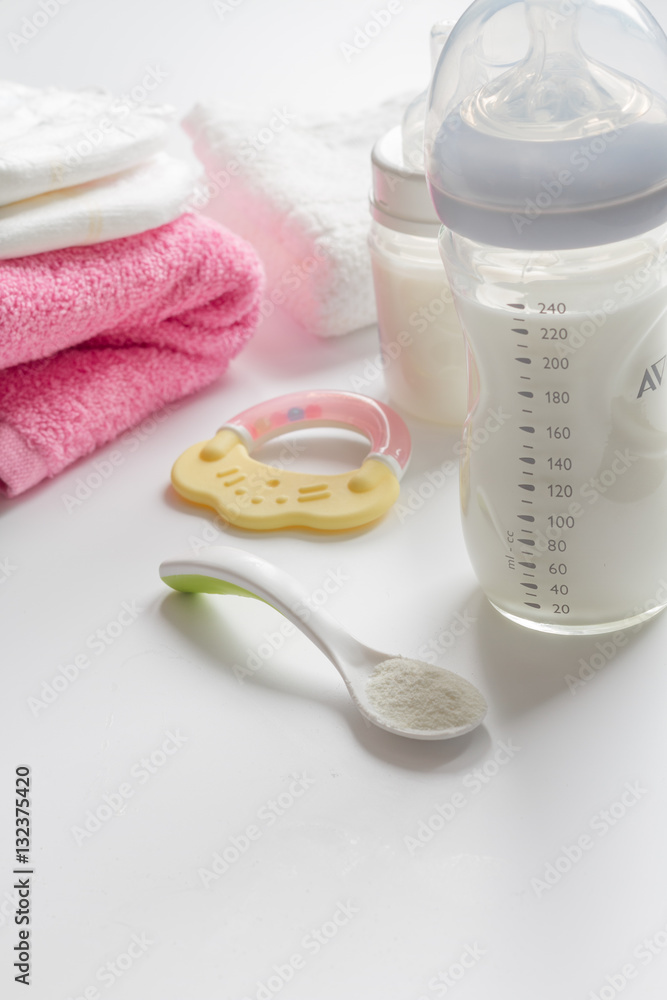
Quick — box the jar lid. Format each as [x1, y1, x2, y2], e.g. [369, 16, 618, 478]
[370, 126, 441, 238]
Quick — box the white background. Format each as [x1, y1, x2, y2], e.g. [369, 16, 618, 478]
[3, 1, 667, 998]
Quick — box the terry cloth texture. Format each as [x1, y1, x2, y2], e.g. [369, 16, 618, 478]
[0, 212, 265, 496]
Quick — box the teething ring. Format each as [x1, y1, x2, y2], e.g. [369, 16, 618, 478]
[171, 390, 411, 532]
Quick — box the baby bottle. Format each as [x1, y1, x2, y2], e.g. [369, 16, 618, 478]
[368, 22, 467, 425]
[425, 0, 667, 633]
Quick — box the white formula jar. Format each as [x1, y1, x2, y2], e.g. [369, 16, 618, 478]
[368, 125, 466, 425]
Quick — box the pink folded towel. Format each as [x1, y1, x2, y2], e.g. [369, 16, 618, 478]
[0, 212, 264, 496]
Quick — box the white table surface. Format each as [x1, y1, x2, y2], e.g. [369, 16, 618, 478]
[3, 1, 667, 998]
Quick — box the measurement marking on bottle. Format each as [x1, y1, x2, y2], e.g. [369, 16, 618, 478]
[513, 328, 529, 335]
[516, 357, 531, 364]
[521, 500, 533, 504]
[509, 303, 525, 310]
[518, 288, 542, 605]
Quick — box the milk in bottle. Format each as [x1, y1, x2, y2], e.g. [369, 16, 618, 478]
[425, 0, 667, 632]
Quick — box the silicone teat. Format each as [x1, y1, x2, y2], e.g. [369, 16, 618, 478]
[467, 0, 651, 139]
[425, 0, 667, 249]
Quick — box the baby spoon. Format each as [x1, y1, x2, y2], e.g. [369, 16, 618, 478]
[159, 546, 487, 741]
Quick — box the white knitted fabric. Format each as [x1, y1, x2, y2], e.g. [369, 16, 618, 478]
[183, 95, 412, 337]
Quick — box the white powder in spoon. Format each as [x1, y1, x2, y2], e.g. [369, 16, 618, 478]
[366, 657, 487, 732]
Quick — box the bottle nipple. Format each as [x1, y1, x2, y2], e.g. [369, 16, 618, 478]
[425, 0, 667, 249]
[467, 0, 651, 139]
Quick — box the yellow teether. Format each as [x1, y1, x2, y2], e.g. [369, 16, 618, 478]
[172, 442, 398, 531]
[170, 391, 411, 532]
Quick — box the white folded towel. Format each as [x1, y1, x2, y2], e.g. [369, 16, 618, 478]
[0, 79, 173, 207]
[183, 96, 410, 337]
[0, 152, 201, 259]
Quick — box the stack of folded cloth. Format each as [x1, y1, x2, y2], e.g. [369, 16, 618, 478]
[0, 81, 265, 497]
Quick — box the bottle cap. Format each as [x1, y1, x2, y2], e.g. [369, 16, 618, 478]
[370, 126, 441, 238]
[425, 0, 667, 249]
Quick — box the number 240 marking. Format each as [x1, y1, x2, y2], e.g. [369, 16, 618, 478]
[539, 303, 566, 314]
